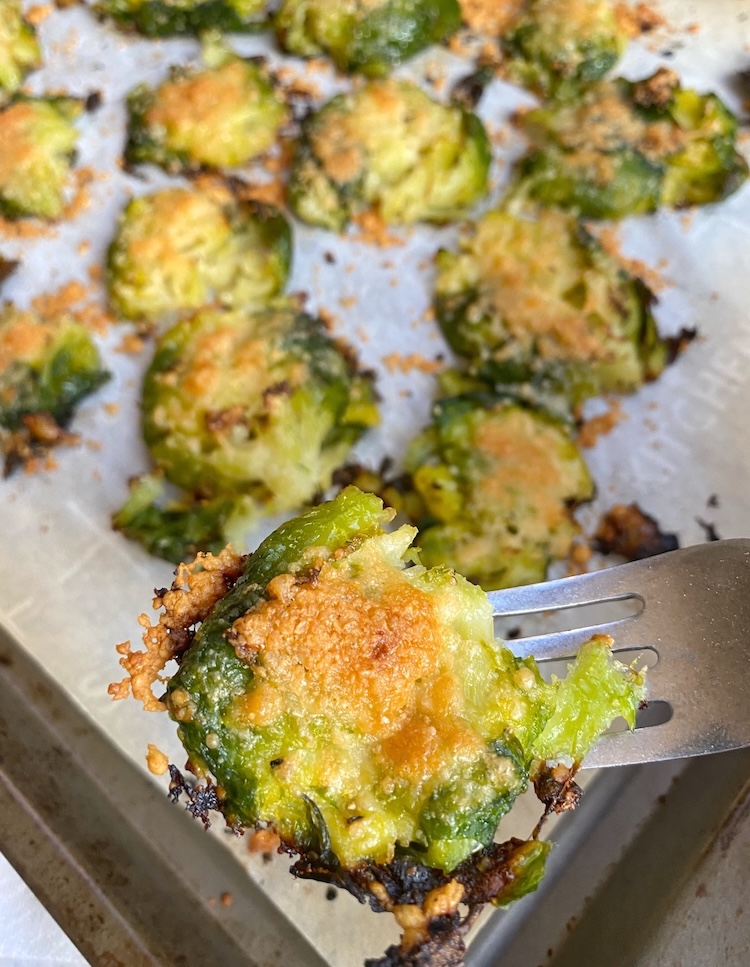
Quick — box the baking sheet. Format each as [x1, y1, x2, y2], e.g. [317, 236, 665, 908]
[1, 1, 750, 964]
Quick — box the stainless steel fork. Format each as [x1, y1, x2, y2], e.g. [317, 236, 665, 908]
[487, 539, 750, 769]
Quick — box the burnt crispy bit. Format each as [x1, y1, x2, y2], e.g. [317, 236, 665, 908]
[664, 327, 698, 363]
[167, 763, 228, 830]
[2, 415, 78, 476]
[450, 66, 495, 111]
[695, 517, 721, 542]
[294, 836, 550, 966]
[594, 503, 679, 561]
[532, 762, 583, 832]
[366, 925, 467, 967]
[0, 258, 17, 286]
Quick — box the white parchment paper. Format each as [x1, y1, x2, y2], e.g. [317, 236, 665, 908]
[1, 1, 749, 963]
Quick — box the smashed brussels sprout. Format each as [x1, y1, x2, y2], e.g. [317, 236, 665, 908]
[289, 79, 490, 230]
[0, 96, 83, 220]
[107, 187, 291, 326]
[96, 0, 269, 36]
[125, 37, 287, 173]
[434, 207, 668, 405]
[514, 68, 749, 218]
[0, 1, 41, 100]
[113, 487, 645, 965]
[402, 395, 593, 589]
[275, 0, 461, 77]
[503, 0, 627, 99]
[141, 305, 379, 510]
[0, 304, 109, 471]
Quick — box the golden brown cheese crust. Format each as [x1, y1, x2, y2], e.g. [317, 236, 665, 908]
[310, 111, 367, 184]
[124, 190, 230, 267]
[460, 0, 522, 34]
[0, 310, 51, 372]
[229, 565, 443, 738]
[555, 82, 687, 180]
[147, 61, 255, 137]
[473, 212, 614, 363]
[473, 409, 578, 552]
[0, 103, 42, 184]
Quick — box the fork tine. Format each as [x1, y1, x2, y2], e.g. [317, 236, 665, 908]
[507, 614, 648, 661]
[498, 539, 750, 767]
[580, 716, 744, 769]
[487, 565, 641, 617]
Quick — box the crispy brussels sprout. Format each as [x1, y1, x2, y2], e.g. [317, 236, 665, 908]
[96, 0, 269, 36]
[142, 305, 379, 511]
[402, 395, 594, 589]
[125, 37, 287, 173]
[513, 69, 749, 218]
[288, 79, 490, 230]
[0, 304, 109, 470]
[0, 1, 41, 100]
[107, 187, 291, 326]
[0, 96, 83, 220]
[165, 488, 642, 869]
[114, 487, 645, 963]
[503, 0, 627, 99]
[113, 471, 256, 563]
[275, 0, 461, 77]
[434, 207, 668, 405]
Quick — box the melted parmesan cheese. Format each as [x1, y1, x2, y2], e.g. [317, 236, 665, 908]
[148, 61, 253, 135]
[230, 565, 443, 738]
[472, 210, 614, 363]
[0, 103, 46, 183]
[0, 309, 51, 372]
[472, 408, 581, 541]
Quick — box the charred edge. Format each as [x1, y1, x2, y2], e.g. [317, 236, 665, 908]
[0, 259, 18, 285]
[2, 415, 77, 477]
[593, 503, 679, 561]
[168, 769, 543, 967]
[695, 516, 721, 542]
[450, 66, 495, 111]
[531, 762, 583, 837]
[167, 762, 242, 833]
[291, 835, 538, 910]
[85, 91, 103, 112]
[665, 327, 698, 364]
[366, 924, 468, 967]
